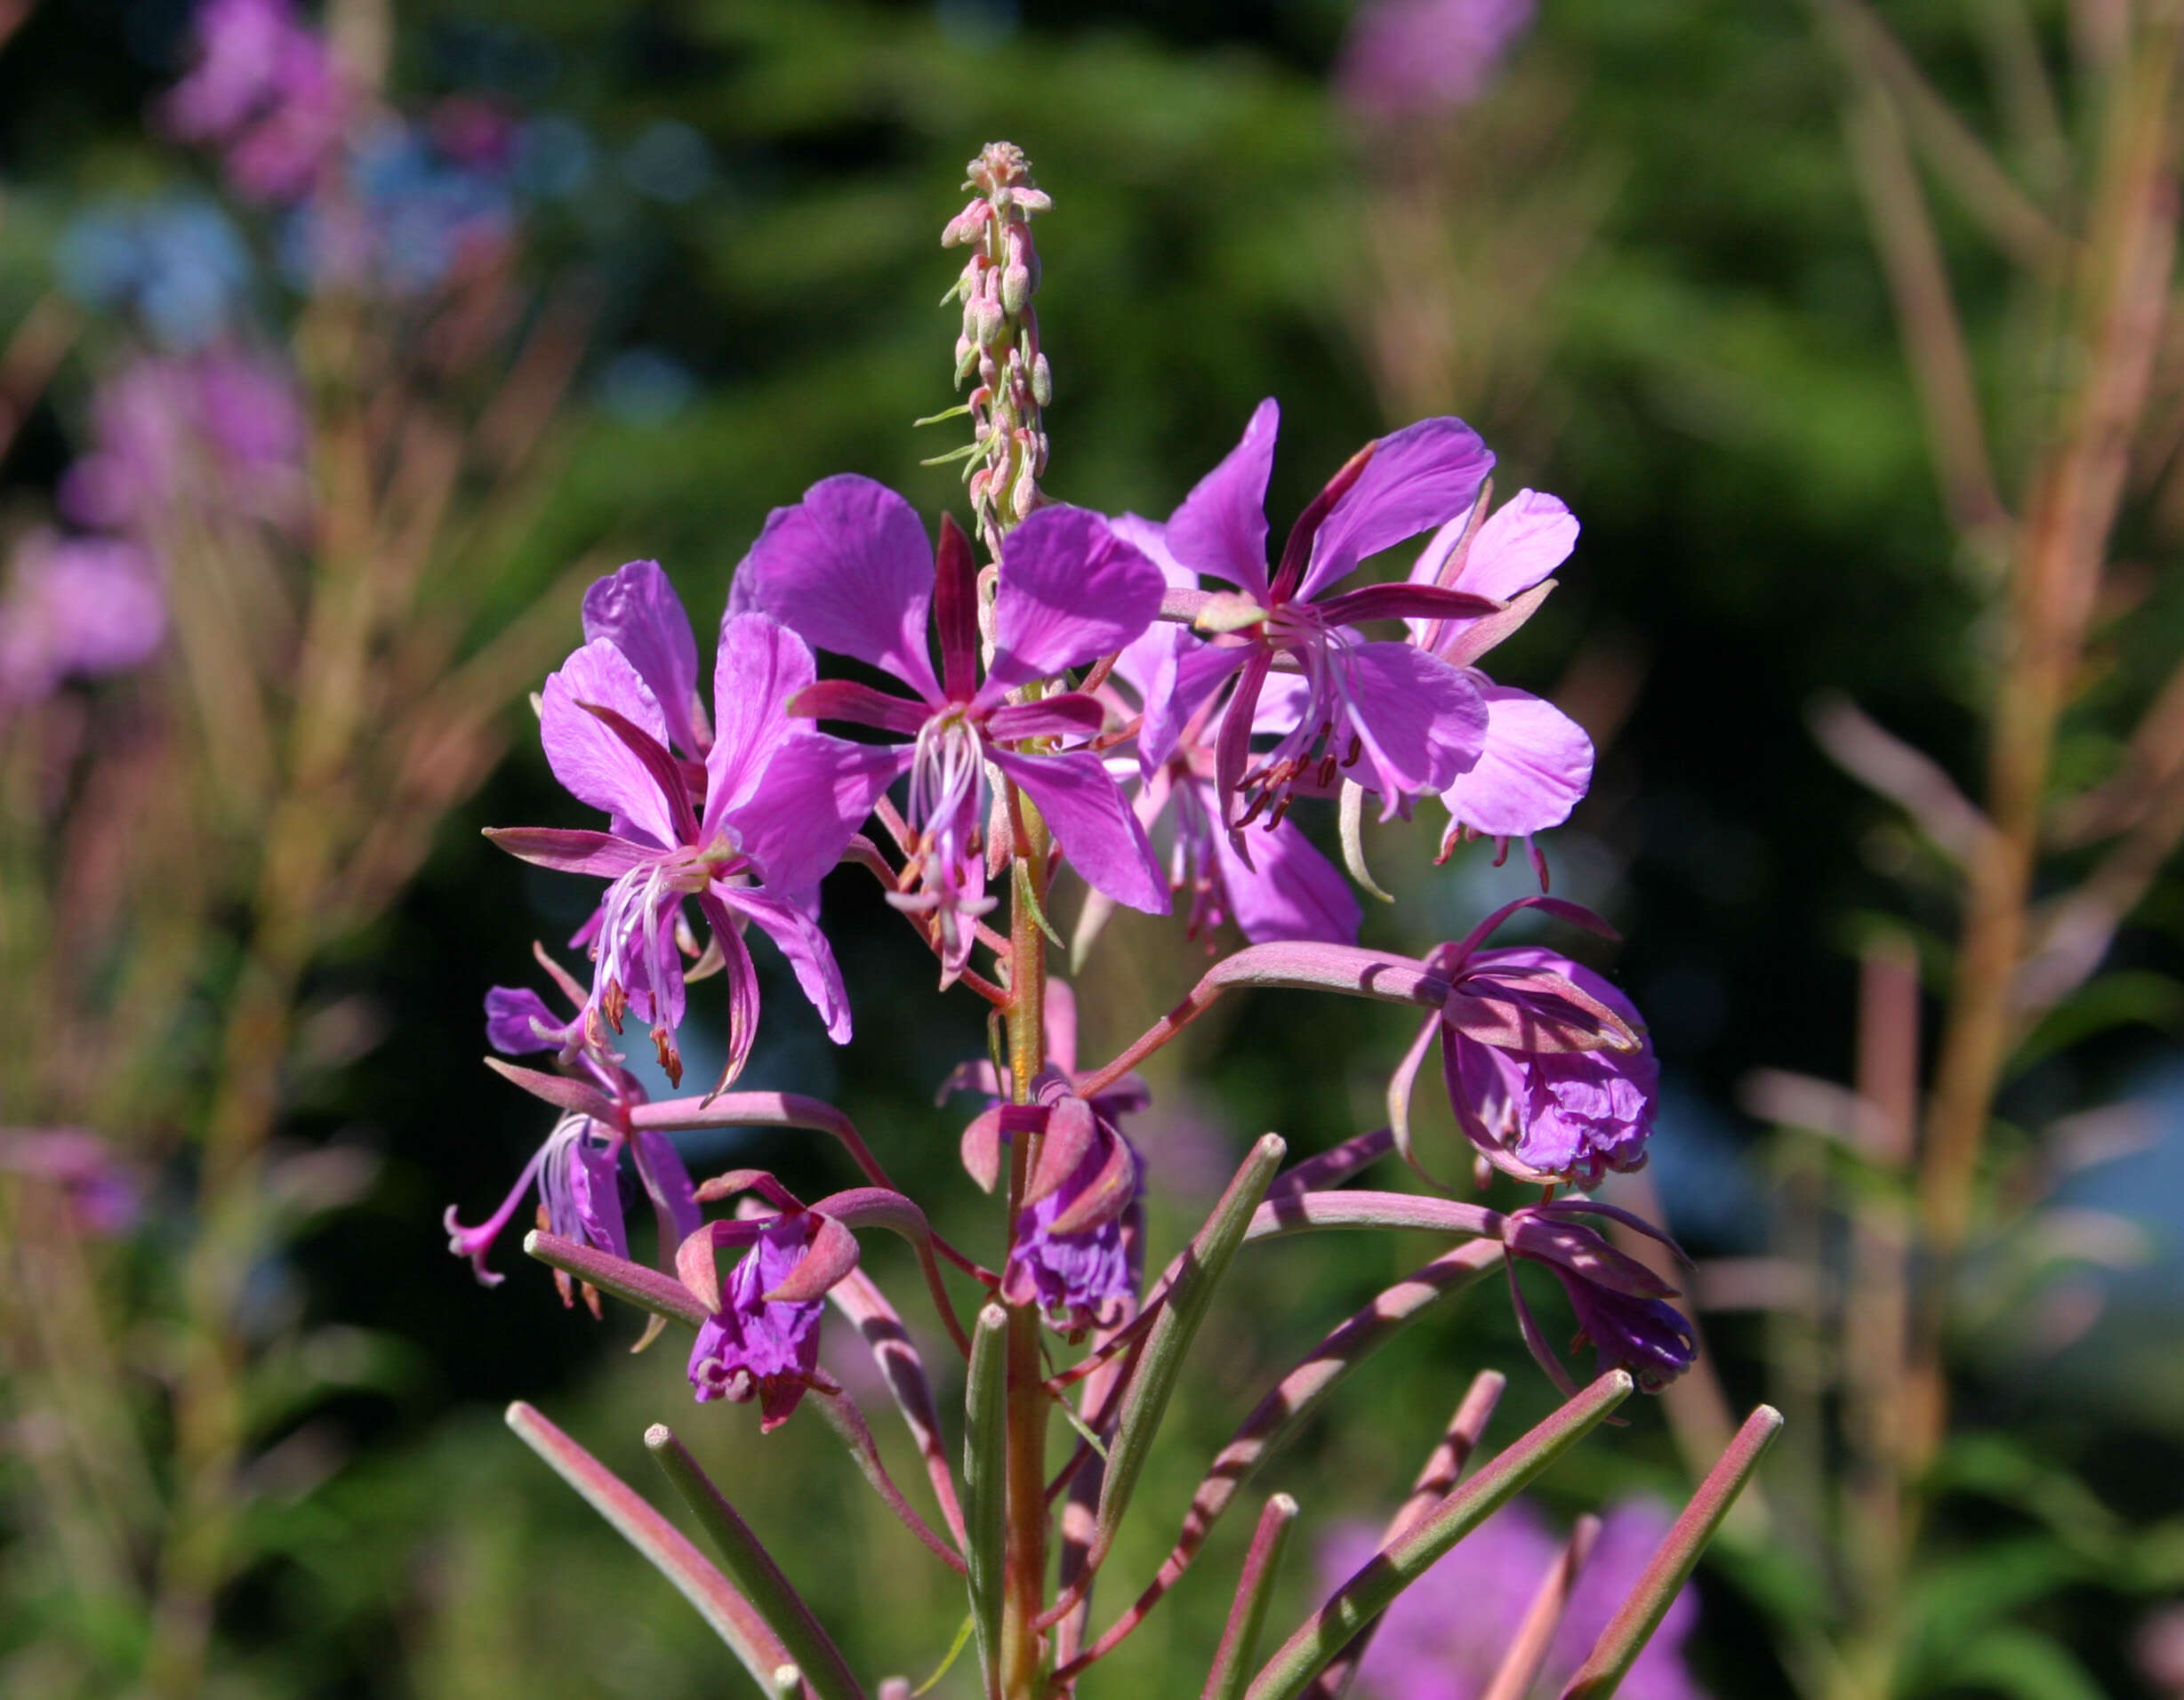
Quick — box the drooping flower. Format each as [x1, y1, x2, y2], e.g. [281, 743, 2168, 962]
[1319, 1496, 1708, 1700]
[1136, 398, 1500, 842]
[1391, 896, 1656, 1187]
[445, 958, 702, 1291]
[0, 533, 165, 708]
[1334, 0, 1537, 123]
[1088, 517, 1362, 948]
[160, 0, 349, 204]
[486, 580, 892, 1091]
[1501, 1200, 1696, 1394]
[677, 1182, 862, 1429]
[947, 981, 1146, 1335]
[1406, 485, 1594, 868]
[738, 477, 1168, 977]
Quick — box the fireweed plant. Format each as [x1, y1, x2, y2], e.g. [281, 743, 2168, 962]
[464, 145, 1779, 1700]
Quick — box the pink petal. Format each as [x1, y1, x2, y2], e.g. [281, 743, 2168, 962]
[1337, 640, 1488, 815]
[1142, 636, 1248, 769]
[729, 733, 909, 897]
[1164, 397, 1278, 602]
[989, 747, 1167, 914]
[540, 639, 679, 846]
[1450, 488, 1578, 602]
[703, 613, 817, 829]
[979, 506, 1167, 702]
[582, 560, 703, 755]
[483, 826, 655, 878]
[740, 474, 941, 702]
[1440, 685, 1594, 839]
[788, 678, 930, 736]
[985, 693, 1107, 746]
[1209, 809, 1363, 944]
[1301, 416, 1494, 601]
[724, 885, 855, 1044]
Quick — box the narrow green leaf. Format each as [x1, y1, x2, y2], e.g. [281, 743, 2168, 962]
[912, 1614, 977, 1697]
[646, 1424, 867, 1700]
[914, 403, 974, 426]
[1338, 780, 1396, 903]
[1090, 1134, 1286, 1575]
[1246, 1371, 1635, 1700]
[503, 1403, 792, 1694]
[1013, 858, 1065, 948]
[921, 441, 984, 468]
[1203, 1495, 1299, 1700]
[1559, 1405, 1783, 1699]
[962, 1304, 1010, 1697]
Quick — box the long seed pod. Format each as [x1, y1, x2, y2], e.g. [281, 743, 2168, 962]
[1202, 1494, 1301, 1700]
[962, 1303, 1010, 1698]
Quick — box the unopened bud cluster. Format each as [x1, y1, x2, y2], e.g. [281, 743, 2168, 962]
[942, 141, 1053, 555]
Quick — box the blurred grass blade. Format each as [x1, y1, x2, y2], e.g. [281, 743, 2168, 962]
[646, 1423, 867, 1700]
[1559, 1404, 1784, 1699]
[503, 1402, 794, 1693]
[1246, 1371, 1635, 1700]
[1203, 1494, 1299, 1700]
[1088, 1134, 1285, 1576]
[963, 1303, 1010, 1699]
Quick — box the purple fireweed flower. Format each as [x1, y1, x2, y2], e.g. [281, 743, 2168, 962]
[0, 1129, 143, 1238]
[1334, 0, 1537, 122]
[679, 1190, 854, 1429]
[1094, 519, 1362, 947]
[1502, 1200, 1697, 1394]
[444, 961, 701, 1290]
[0, 533, 165, 707]
[1320, 1496, 1707, 1700]
[486, 575, 893, 1091]
[1407, 485, 1594, 868]
[945, 981, 1146, 1335]
[1393, 896, 1657, 1187]
[1136, 398, 1499, 843]
[738, 477, 1168, 977]
[160, 0, 348, 204]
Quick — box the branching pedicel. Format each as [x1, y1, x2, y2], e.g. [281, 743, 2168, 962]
[457, 142, 1776, 1699]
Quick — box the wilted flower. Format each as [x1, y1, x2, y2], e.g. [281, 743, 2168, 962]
[740, 477, 1168, 977]
[1503, 1200, 1697, 1394]
[1136, 398, 1500, 839]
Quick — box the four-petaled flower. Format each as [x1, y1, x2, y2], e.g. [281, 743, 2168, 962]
[738, 476, 1168, 978]
[486, 563, 892, 1092]
[1137, 398, 1504, 842]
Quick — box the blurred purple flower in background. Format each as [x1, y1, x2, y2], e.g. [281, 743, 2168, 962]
[0, 533, 165, 709]
[0, 1129, 143, 1237]
[1336, 0, 1536, 120]
[1321, 1497, 1707, 1700]
[159, 0, 349, 203]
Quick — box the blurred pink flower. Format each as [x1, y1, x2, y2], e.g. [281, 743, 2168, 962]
[159, 0, 349, 203]
[1321, 1496, 1707, 1700]
[0, 1129, 143, 1237]
[1336, 0, 1536, 119]
[0, 532, 165, 707]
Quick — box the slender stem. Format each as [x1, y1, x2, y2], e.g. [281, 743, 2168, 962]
[1000, 785, 1052, 1699]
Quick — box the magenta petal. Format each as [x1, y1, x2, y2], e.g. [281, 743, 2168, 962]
[1208, 811, 1363, 944]
[985, 694, 1107, 746]
[1302, 416, 1495, 601]
[1441, 685, 1594, 839]
[540, 639, 679, 847]
[631, 1128, 703, 1263]
[1340, 640, 1488, 815]
[730, 733, 909, 896]
[979, 506, 1167, 701]
[789, 678, 931, 736]
[703, 613, 818, 828]
[1141, 636, 1248, 769]
[1449, 488, 1578, 602]
[485, 986, 560, 1054]
[739, 474, 941, 702]
[725, 885, 854, 1044]
[1164, 397, 1279, 602]
[483, 826, 654, 878]
[582, 560, 703, 756]
[990, 747, 1167, 914]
